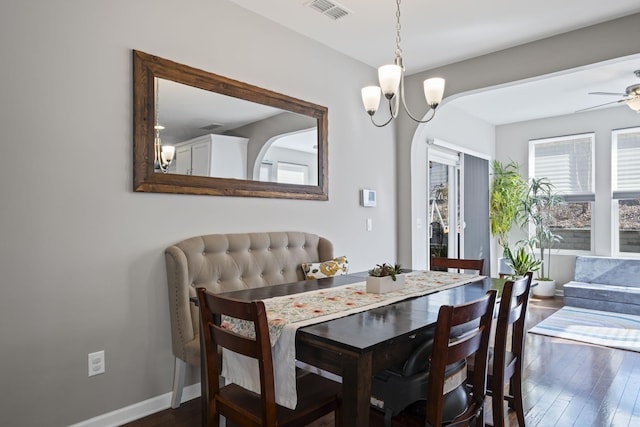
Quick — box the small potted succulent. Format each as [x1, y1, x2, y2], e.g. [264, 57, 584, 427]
[505, 245, 541, 278]
[366, 263, 405, 294]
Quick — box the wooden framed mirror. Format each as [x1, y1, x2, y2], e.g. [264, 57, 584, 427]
[133, 50, 328, 200]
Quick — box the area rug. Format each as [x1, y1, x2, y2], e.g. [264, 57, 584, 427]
[529, 306, 640, 352]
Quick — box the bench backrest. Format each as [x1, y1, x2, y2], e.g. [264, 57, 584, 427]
[574, 256, 640, 287]
[165, 231, 333, 364]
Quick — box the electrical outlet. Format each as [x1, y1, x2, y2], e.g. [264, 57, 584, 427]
[88, 350, 105, 376]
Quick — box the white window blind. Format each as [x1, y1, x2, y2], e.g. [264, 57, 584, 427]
[613, 127, 640, 199]
[277, 162, 308, 185]
[529, 133, 595, 202]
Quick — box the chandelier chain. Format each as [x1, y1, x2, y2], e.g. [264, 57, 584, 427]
[395, 0, 402, 58]
[360, 0, 445, 126]
[154, 78, 160, 135]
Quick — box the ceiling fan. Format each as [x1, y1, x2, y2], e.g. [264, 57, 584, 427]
[578, 70, 640, 112]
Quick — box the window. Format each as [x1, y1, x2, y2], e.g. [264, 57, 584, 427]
[276, 162, 309, 185]
[612, 127, 640, 254]
[529, 133, 595, 251]
[259, 161, 273, 182]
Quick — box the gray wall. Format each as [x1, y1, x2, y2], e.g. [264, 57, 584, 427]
[0, 1, 396, 425]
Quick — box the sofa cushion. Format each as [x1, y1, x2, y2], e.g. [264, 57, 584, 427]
[302, 256, 349, 280]
[564, 281, 640, 305]
[563, 296, 640, 316]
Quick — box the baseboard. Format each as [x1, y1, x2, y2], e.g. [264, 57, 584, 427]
[68, 383, 201, 427]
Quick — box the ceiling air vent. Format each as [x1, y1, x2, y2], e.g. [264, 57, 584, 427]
[200, 123, 222, 131]
[307, 0, 351, 20]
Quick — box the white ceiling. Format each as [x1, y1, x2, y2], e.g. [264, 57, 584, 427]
[229, 0, 640, 124]
[450, 56, 640, 125]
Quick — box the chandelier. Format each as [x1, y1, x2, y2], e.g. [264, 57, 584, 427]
[154, 78, 175, 173]
[361, 0, 445, 127]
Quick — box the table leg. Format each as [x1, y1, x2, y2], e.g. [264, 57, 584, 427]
[341, 352, 373, 427]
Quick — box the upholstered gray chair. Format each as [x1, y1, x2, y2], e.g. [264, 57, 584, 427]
[165, 231, 334, 407]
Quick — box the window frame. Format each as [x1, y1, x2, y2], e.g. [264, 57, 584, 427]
[528, 132, 595, 254]
[611, 126, 640, 257]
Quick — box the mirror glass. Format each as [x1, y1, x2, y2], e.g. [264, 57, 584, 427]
[133, 50, 328, 199]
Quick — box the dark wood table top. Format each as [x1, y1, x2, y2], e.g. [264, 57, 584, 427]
[218, 271, 495, 354]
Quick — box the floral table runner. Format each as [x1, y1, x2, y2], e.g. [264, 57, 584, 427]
[221, 270, 483, 409]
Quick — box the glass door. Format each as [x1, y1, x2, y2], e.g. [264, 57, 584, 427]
[428, 148, 461, 260]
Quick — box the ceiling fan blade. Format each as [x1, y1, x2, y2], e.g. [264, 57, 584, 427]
[576, 99, 626, 113]
[589, 91, 627, 96]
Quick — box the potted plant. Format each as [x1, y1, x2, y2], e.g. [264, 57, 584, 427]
[366, 263, 405, 294]
[505, 245, 541, 277]
[518, 177, 564, 297]
[489, 160, 528, 275]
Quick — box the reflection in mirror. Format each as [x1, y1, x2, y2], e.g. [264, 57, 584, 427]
[133, 50, 328, 199]
[256, 128, 318, 185]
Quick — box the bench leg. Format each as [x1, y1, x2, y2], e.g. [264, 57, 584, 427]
[171, 357, 186, 409]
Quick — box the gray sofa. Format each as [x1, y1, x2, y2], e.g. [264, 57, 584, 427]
[563, 255, 640, 315]
[164, 231, 334, 408]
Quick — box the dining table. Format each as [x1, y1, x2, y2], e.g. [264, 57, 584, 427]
[207, 271, 501, 427]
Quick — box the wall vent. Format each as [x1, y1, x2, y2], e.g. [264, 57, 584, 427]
[307, 0, 351, 20]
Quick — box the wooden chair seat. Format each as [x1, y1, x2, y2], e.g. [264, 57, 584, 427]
[217, 370, 341, 426]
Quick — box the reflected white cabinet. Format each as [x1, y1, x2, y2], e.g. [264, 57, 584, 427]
[173, 134, 248, 179]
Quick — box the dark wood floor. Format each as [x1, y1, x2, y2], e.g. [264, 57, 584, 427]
[124, 297, 640, 427]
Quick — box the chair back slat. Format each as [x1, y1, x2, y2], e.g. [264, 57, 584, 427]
[210, 324, 261, 359]
[430, 256, 485, 275]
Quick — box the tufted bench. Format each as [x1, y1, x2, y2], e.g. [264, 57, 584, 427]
[563, 256, 640, 315]
[164, 231, 334, 407]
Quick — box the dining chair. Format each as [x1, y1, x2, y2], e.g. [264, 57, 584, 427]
[426, 289, 496, 427]
[372, 290, 496, 427]
[430, 256, 485, 275]
[197, 288, 342, 427]
[468, 272, 532, 427]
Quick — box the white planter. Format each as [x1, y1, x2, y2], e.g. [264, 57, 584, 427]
[532, 279, 556, 298]
[498, 257, 515, 276]
[366, 274, 405, 294]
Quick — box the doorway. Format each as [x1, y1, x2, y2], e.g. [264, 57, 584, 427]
[428, 148, 461, 259]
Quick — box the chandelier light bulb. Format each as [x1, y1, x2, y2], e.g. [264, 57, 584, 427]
[161, 145, 175, 165]
[378, 64, 402, 99]
[424, 77, 445, 108]
[361, 86, 382, 115]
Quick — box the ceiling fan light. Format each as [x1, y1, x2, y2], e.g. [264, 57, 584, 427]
[627, 97, 640, 111]
[424, 77, 445, 108]
[378, 64, 402, 99]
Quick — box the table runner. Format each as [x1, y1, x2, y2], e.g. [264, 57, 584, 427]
[221, 270, 483, 409]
